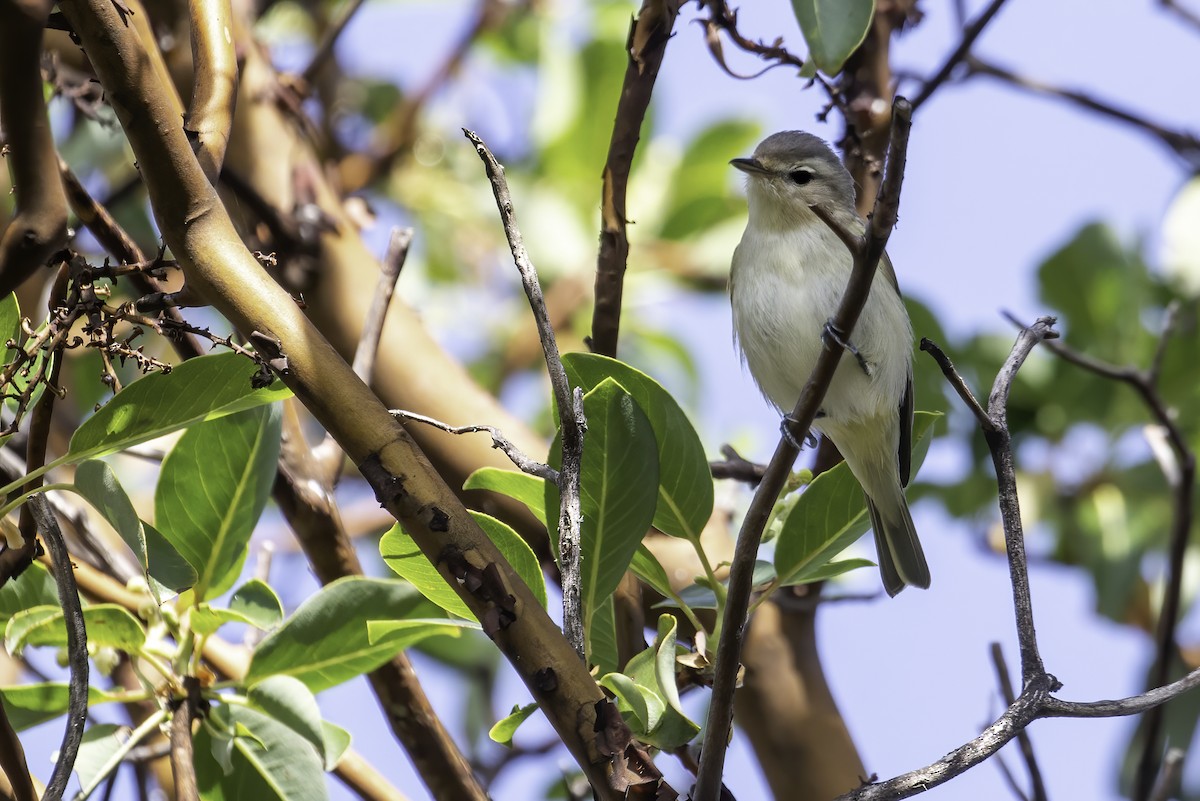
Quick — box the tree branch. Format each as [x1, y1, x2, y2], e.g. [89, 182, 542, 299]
[990, 643, 1047, 801]
[28, 495, 88, 801]
[186, 0, 239, 183]
[0, 0, 69, 297]
[692, 96, 914, 801]
[463, 129, 587, 661]
[590, 0, 680, 358]
[62, 1, 661, 792]
[909, 0, 1012, 111]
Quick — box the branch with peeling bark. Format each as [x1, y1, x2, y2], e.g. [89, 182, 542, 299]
[692, 96, 914, 801]
[61, 0, 670, 795]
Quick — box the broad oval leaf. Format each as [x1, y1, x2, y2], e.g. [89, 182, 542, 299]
[791, 0, 875, 75]
[191, 581, 283, 637]
[381, 510, 547, 619]
[67, 352, 290, 465]
[155, 404, 282, 600]
[194, 704, 326, 801]
[6, 604, 145, 654]
[247, 577, 453, 692]
[0, 563, 58, 627]
[0, 293, 20, 367]
[548, 378, 660, 659]
[75, 460, 146, 567]
[0, 683, 121, 730]
[247, 676, 327, 768]
[462, 467, 549, 527]
[563, 353, 712, 543]
[774, 411, 939, 586]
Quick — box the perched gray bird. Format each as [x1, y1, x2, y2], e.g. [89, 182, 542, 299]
[730, 131, 930, 596]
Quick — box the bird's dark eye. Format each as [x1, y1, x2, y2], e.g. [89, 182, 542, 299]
[788, 169, 814, 186]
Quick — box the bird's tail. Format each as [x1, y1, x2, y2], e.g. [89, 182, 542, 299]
[865, 483, 929, 597]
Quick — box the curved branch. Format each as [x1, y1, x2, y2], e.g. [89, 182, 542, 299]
[186, 0, 239, 183]
[590, 0, 680, 358]
[61, 1, 667, 795]
[0, 0, 69, 297]
[28, 495, 88, 801]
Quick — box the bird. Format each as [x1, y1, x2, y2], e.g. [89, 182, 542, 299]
[729, 130, 930, 596]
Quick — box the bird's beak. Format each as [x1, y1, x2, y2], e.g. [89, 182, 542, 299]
[730, 157, 769, 175]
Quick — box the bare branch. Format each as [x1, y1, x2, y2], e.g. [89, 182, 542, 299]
[591, 0, 681, 357]
[464, 129, 589, 660]
[168, 678, 200, 801]
[693, 96, 914, 801]
[990, 643, 1048, 801]
[909, 0, 1012, 111]
[300, 0, 368, 86]
[29, 495, 88, 801]
[392, 410, 557, 482]
[967, 57, 1200, 165]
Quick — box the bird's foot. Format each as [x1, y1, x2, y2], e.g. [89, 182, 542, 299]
[822, 319, 872, 377]
[780, 414, 819, 449]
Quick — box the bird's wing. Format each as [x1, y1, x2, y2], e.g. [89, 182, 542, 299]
[899, 370, 914, 487]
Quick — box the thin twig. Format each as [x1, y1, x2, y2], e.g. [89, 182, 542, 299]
[1148, 748, 1184, 801]
[0, 691, 37, 801]
[590, 0, 680, 358]
[29, 495, 88, 801]
[1159, 0, 1200, 34]
[691, 96, 914, 801]
[463, 129, 587, 660]
[300, 0, 368, 86]
[919, 338, 992, 429]
[391, 410, 557, 482]
[168, 678, 199, 801]
[909, 0, 1011, 111]
[312, 227, 413, 484]
[1006, 307, 1193, 800]
[990, 643, 1048, 801]
[986, 317, 1058, 684]
[967, 57, 1200, 165]
[709, 444, 766, 485]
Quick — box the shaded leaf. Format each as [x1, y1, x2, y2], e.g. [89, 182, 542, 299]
[791, 0, 875, 74]
[194, 704, 326, 801]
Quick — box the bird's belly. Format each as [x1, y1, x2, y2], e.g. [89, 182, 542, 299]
[732, 255, 910, 424]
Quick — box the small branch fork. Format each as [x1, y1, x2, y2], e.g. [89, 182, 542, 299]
[854, 320, 1200, 801]
[1001, 306, 1194, 801]
[691, 96, 914, 801]
[464, 129, 588, 661]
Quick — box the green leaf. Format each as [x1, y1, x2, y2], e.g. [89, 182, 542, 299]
[191, 583, 282, 637]
[488, 702, 538, 747]
[0, 683, 120, 730]
[600, 672, 665, 736]
[320, 722, 351, 771]
[155, 404, 282, 600]
[194, 704, 326, 801]
[73, 724, 125, 792]
[791, 0, 875, 74]
[247, 577, 457, 692]
[6, 604, 145, 654]
[143, 522, 198, 593]
[0, 563, 58, 627]
[624, 614, 698, 749]
[669, 560, 774, 611]
[774, 411, 939, 586]
[75, 459, 147, 567]
[247, 676, 327, 768]
[462, 467, 549, 527]
[629, 545, 676, 603]
[67, 352, 290, 465]
[588, 596, 619, 677]
[548, 378, 660, 660]
[783, 557, 875, 585]
[381, 511, 547, 619]
[563, 353, 712, 543]
[660, 119, 760, 240]
[0, 293, 20, 367]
